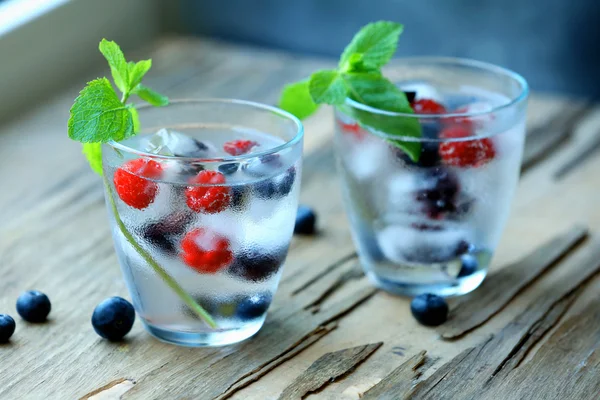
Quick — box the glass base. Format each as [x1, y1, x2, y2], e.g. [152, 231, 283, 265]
[366, 269, 487, 297]
[143, 319, 265, 347]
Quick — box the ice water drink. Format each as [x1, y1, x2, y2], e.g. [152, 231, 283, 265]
[334, 58, 528, 297]
[102, 100, 303, 346]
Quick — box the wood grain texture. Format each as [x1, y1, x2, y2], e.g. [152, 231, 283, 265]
[408, 236, 600, 399]
[0, 35, 599, 399]
[480, 296, 600, 400]
[361, 351, 427, 400]
[521, 103, 591, 173]
[278, 343, 382, 400]
[439, 224, 588, 339]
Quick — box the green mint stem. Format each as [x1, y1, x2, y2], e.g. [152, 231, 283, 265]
[102, 175, 218, 329]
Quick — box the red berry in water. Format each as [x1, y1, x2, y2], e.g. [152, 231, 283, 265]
[185, 170, 231, 213]
[412, 99, 447, 114]
[338, 121, 366, 140]
[181, 228, 233, 273]
[113, 159, 163, 209]
[439, 125, 496, 168]
[223, 140, 258, 156]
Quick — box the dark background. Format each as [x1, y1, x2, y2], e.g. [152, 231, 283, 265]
[176, 0, 600, 98]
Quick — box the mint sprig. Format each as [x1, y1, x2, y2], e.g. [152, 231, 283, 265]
[278, 21, 422, 161]
[68, 40, 217, 329]
[68, 39, 169, 175]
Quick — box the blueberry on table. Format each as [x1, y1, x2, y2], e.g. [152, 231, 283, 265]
[91, 297, 135, 341]
[16, 290, 51, 322]
[0, 314, 16, 343]
[410, 293, 449, 326]
[457, 254, 479, 278]
[294, 205, 317, 235]
[236, 293, 272, 320]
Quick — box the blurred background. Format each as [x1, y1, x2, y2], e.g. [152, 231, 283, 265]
[0, 0, 598, 121]
[174, 0, 600, 99]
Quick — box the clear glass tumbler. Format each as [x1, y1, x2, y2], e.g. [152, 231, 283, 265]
[102, 99, 303, 346]
[334, 58, 528, 297]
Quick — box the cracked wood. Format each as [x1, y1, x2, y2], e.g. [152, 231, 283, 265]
[438, 224, 587, 339]
[407, 236, 600, 399]
[278, 343, 382, 400]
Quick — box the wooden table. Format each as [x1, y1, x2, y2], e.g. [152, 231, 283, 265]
[1, 36, 600, 400]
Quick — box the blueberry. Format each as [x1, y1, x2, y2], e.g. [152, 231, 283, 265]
[0, 314, 16, 343]
[142, 212, 193, 255]
[236, 293, 272, 320]
[410, 293, 448, 326]
[91, 297, 135, 341]
[294, 205, 317, 235]
[229, 248, 285, 282]
[16, 291, 51, 322]
[458, 254, 479, 278]
[254, 180, 279, 199]
[415, 167, 460, 218]
[230, 185, 251, 211]
[218, 163, 239, 175]
[277, 167, 296, 197]
[397, 124, 441, 168]
[255, 167, 296, 200]
[404, 90, 417, 103]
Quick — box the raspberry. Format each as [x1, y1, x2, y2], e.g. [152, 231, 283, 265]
[185, 170, 231, 213]
[412, 99, 447, 114]
[338, 121, 366, 140]
[223, 140, 258, 156]
[113, 159, 163, 209]
[439, 125, 496, 168]
[180, 228, 233, 273]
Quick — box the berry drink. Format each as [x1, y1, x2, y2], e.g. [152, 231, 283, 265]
[334, 58, 528, 297]
[102, 100, 303, 346]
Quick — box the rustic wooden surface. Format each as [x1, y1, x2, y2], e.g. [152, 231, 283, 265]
[2, 36, 600, 399]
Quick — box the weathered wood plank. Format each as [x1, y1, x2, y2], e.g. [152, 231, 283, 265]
[278, 343, 382, 400]
[215, 322, 338, 400]
[438, 224, 587, 339]
[521, 103, 591, 173]
[361, 351, 427, 400]
[480, 296, 600, 400]
[407, 236, 600, 399]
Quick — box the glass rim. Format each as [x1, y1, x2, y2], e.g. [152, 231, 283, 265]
[107, 98, 304, 163]
[344, 56, 529, 120]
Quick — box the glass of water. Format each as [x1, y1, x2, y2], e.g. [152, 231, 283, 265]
[334, 57, 528, 297]
[102, 99, 303, 346]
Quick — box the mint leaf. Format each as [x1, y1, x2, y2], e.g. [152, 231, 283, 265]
[68, 78, 134, 143]
[129, 107, 141, 133]
[343, 72, 421, 161]
[128, 60, 152, 90]
[82, 142, 103, 176]
[339, 21, 403, 71]
[279, 80, 320, 119]
[99, 39, 129, 94]
[343, 72, 412, 111]
[308, 70, 348, 105]
[133, 84, 169, 107]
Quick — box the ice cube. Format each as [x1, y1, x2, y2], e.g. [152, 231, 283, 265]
[346, 137, 395, 181]
[147, 128, 217, 158]
[376, 224, 470, 264]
